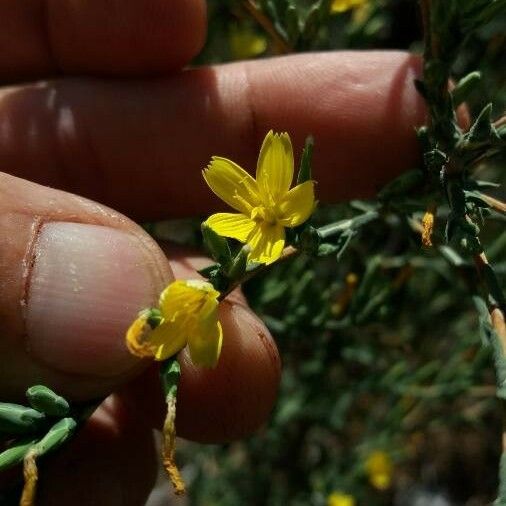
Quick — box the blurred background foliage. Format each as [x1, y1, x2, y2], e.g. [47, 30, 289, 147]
[156, 1, 506, 504]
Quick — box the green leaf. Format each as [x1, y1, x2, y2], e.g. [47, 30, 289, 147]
[297, 136, 314, 185]
[0, 438, 38, 471]
[160, 357, 181, 400]
[0, 403, 46, 434]
[227, 245, 251, 281]
[201, 223, 232, 267]
[463, 103, 497, 147]
[26, 386, 70, 417]
[33, 418, 77, 457]
[451, 71, 481, 107]
[197, 263, 221, 279]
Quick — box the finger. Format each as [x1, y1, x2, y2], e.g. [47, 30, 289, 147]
[121, 249, 281, 443]
[0, 171, 172, 401]
[0, 52, 425, 219]
[1, 174, 280, 443]
[0, 0, 206, 80]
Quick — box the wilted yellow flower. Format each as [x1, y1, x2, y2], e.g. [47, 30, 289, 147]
[203, 130, 315, 264]
[229, 25, 267, 60]
[327, 492, 356, 506]
[126, 280, 223, 368]
[365, 451, 393, 490]
[331, 0, 367, 14]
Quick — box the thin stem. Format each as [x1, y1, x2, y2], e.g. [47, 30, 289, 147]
[219, 245, 297, 300]
[318, 211, 379, 239]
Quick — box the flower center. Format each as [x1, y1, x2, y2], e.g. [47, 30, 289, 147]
[251, 205, 278, 225]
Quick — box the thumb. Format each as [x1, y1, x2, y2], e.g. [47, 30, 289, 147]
[0, 172, 172, 401]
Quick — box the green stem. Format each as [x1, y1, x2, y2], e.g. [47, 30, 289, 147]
[317, 210, 379, 239]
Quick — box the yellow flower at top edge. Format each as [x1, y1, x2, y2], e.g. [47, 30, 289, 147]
[203, 130, 316, 265]
[365, 450, 393, 491]
[330, 0, 367, 14]
[327, 492, 356, 506]
[126, 280, 223, 368]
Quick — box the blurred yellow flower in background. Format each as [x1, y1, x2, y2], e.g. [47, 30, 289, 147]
[327, 491, 356, 506]
[126, 280, 222, 368]
[203, 130, 315, 264]
[331, 0, 368, 14]
[229, 25, 267, 60]
[365, 450, 393, 490]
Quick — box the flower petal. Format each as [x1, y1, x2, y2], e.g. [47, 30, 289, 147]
[149, 321, 188, 361]
[158, 280, 217, 320]
[278, 180, 316, 227]
[204, 213, 257, 243]
[203, 157, 261, 214]
[248, 222, 285, 264]
[256, 131, 294, 202]
[188, 297, 223, 368]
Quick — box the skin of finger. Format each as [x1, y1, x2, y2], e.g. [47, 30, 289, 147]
[0, 0, 207, 79]
[37, 395, 159, 506]
[0, 172, 171, 401]
[0, 52, 426, 219]
[119, 248, 282, 443]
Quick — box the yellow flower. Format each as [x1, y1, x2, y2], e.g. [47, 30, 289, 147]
[327, 492, 356, 506]
[330, 0, 367, 14]
[126, 280, 223, 368]
[365, 451, 393, 491]
[229, 25, 267, 60]
[203, 130, 315, 264]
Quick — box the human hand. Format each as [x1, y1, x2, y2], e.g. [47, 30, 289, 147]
[0, 0, 425, 503]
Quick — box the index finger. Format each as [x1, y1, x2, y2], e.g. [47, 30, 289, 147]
[0, 0, 206, 80]
[0, 52, 425, 219]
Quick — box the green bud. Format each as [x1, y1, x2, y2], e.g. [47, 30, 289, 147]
[33, 418, 77, 457]
[0, 403, 46, 434]
[0, 438, 38, 471]
[26, 385, 70, 417]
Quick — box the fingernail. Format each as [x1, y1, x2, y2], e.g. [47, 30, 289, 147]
[26, 222, 168, 376]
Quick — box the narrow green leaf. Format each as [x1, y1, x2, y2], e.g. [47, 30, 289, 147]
[26, 386, 70, 417]
[0, 404, 46, 434]
[0, 438, 38, 471]
[33, 418, 77, 457]
[297, 136, 314, 185]
[160, 358, 181, 400]
[451, 71, 481, 107]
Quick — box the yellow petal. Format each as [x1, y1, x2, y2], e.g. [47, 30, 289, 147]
[149, 321, 188, 361]
[187, 295, 223, 367]
[248, 222, 285, 264]
[188, 319, 223, 368]
[277, 180, 316, 227]
[256, 130, 294, 203]
[203, 157, 261, 214]
[205, 213, 257, 243]
[158, 280, 218, 320]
